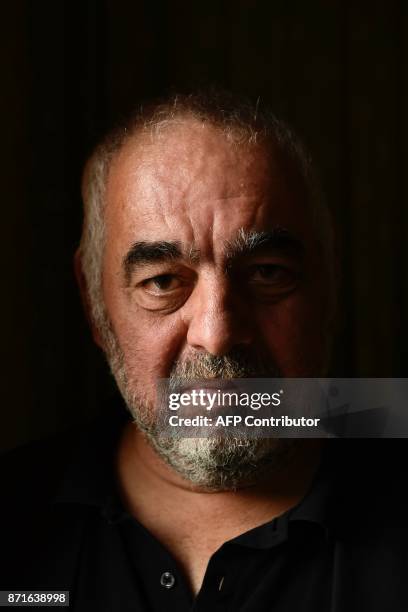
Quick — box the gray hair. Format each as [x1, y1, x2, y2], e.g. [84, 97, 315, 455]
[78, 91, 333, 335]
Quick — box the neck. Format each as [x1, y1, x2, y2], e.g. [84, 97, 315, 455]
[116, 422, 326, 595]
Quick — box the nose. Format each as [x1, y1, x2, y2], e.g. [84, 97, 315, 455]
[184, 275, 254, 356]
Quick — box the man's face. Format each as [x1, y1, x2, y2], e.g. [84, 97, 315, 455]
[96, 120, 335, 488]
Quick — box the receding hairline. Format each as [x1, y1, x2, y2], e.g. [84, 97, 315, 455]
[117, 116, 296, 176]
[82, 90, 320, 198]
[86, 111, 313, 219]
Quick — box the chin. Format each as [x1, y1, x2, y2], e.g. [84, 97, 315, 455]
[143, 433, 299, 491]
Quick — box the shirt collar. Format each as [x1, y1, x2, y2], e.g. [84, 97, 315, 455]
[288, 442, 332, 528]
[230, 443, 333, 550]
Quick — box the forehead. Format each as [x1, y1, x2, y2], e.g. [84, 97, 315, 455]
[104, 120, 312, 256]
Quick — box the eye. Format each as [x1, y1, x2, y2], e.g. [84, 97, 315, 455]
[248, 264, 299, 294]
[251, 264, 292, 282]
[132, 268, 195, 312]
[142, 274, 181, 293]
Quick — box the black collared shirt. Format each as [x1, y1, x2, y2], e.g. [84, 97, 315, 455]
[2, 406, 408, 611]
[45, 407, 334, 610]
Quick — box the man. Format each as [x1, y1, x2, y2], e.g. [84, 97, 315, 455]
[1, 92, 407, 611]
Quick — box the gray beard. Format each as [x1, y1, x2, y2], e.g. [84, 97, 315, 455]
[139, 435, 297, 491]
[104, 324, 298, 491]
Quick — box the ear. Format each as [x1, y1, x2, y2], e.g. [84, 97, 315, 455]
[73, 249, 104, 349]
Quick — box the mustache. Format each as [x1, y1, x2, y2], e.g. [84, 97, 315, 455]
[169, 347, 281, 382]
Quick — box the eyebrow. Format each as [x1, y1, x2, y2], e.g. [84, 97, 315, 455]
[123, 229, 304, 283]
[123, 241, 199, 283]
[224, 228, 304, 260]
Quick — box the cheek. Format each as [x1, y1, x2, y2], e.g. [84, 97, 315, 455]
[257, 290, 330, 375]
[111, 304, 187, 381]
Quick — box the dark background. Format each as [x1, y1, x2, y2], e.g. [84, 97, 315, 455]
[1, 1, 407, 451]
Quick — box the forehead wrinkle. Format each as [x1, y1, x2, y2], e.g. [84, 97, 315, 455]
[137, 125, 269, 202]
[108, 123, 279, 228]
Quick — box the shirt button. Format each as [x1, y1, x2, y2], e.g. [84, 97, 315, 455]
[160, 571, 176, 589]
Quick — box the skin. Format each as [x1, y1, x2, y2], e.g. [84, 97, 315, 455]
[77, 119, 336, 595]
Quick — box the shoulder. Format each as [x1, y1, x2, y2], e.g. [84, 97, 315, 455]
[0, 429, 78, 511]
[0, 408, 128, 511]
[326, 438, 408, 533]
[0, 429, 84, 587]
[0, 411, 128, 588]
